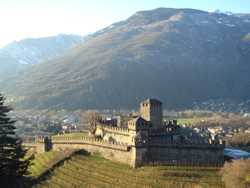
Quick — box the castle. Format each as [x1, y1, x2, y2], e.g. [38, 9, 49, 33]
[24, 99, 225, 168]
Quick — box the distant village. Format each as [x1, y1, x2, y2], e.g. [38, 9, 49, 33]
[11, 107, 250, 145]
[192, 99, 250, 113]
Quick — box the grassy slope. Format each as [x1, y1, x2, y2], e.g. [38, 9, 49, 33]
[53, 133, 89, 138]
[32, 155, 225, 188]
[27, 151, 61, 178]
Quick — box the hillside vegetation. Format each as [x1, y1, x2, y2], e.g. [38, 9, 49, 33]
[26, 150, 75, 179]
[31, 154, 225, 188]
[1, 8, 250, 111]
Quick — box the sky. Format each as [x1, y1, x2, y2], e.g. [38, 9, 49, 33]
[0, 0, 250, 49]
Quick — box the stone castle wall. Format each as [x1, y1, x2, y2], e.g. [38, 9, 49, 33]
[22, 142, 37, 153]
[132, 139, 225, 167]
[117, 116, 134, 127]
[23, 135, 225, 168]
[32, 136, 135, 166]
[51, 137, 133, 166]
[102, 126, 130, 143]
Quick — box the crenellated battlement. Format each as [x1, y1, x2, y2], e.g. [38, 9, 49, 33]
[104, 126, 130, 135]
[133, 137, 225, 149]
[148, 128, 180, 135]
[35, 136, 128, 151]
[36, 136, 51, 143]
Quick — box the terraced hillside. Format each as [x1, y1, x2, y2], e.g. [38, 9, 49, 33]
[32, 155, 225, 188]
[27, 151, 60, 178]
[27, 150, 75, 179]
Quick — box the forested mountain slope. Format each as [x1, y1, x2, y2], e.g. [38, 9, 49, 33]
[1, 8, 250, 111]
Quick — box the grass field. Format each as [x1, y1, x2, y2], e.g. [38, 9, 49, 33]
[31, 154, 225, 188]
[53, 132, 89, 138]
[237, 146, 250, 152]
[164, 117, 211, 125]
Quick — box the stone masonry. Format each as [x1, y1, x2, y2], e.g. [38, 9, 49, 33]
[23, 99, 225, 168]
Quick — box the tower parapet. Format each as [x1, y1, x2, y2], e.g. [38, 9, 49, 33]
[140, 99, 163, 129]
[128, 116, 150, 131]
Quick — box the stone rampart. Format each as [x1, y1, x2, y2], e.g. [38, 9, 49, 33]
[50, 136, 128, 151]
[134, 137, 225, 148]
[22, 142, 37, 147]
[48, 136, 133, 167]
[32, 134, 226, 168]
[103, 126, 130, 143]
[22, 142, 37, 153]
[148, 128, 180, 136]
[104, 126, 130, 136]
[132, 138, 225, 166]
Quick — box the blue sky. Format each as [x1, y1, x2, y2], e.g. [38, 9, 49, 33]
[0, 0, 249, 49]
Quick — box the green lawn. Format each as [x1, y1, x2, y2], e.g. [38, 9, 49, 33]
[181, 128, 192, 135]
[53, 132, 89, 138]
[238, 146, 250, 152]
[164, 117, 211, 125]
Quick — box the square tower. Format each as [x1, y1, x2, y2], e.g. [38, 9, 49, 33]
[140, 99, 163, 129]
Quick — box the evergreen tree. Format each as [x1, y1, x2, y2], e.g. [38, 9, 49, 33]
[0, 94, 33, 187]
[52, 122, 62, 135]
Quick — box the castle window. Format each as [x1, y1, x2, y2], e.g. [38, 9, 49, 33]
[146, 104, 148, 106]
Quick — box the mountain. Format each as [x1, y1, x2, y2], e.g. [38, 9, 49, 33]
[1, 8, 250, 111]
[208, 8, 234, 15]
[0, 34, 86, 78]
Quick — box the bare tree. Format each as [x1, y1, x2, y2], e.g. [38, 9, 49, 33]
[221, 158, 250, 188]
[229, 133, 250, 147]
[81, 110, 102, 135]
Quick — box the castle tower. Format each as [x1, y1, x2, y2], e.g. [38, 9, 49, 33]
[140, 99, 163, 129]
[128, 116, 149, 142]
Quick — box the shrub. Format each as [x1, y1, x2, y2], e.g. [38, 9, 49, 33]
[229, 133, 250, 147]
[221, 158, 250, 188]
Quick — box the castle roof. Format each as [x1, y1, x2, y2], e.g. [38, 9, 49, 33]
[165, 124, 178, 129]
[141, 99, 162, 104]
[129, 116, 148, 124]
[132, 131, 148, 140]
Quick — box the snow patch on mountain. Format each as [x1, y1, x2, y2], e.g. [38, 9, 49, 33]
[19, 60, 28, 64]
[0, 34, 87, 78]
[209, 9, 234, 16]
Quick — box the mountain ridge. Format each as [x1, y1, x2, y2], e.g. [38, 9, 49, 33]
[1, 8, 250, 111]
[0, 34, 87, 78]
